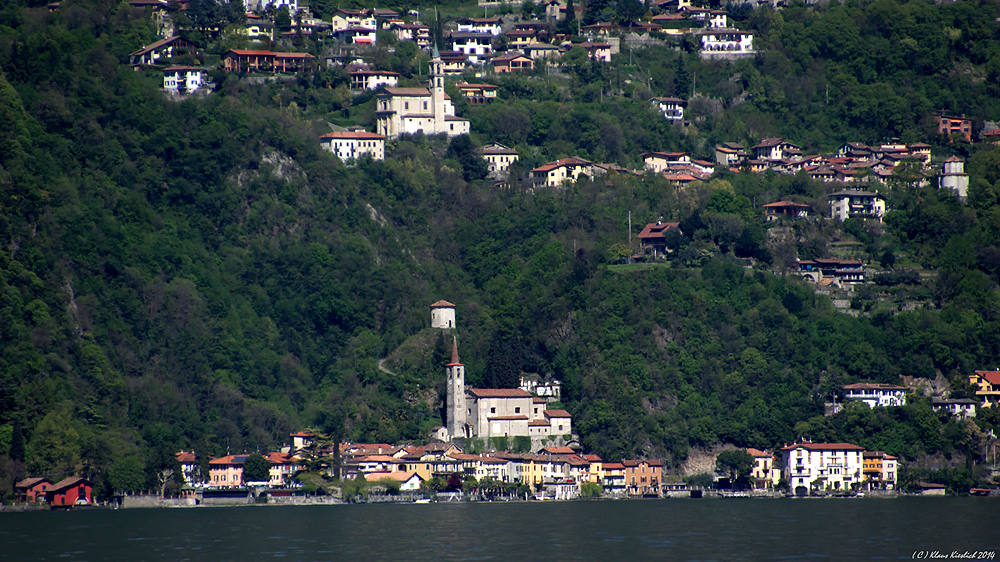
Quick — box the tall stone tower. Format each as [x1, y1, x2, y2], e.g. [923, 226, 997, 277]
[446, 336, 466, 440]
[430, 44, 446, 134]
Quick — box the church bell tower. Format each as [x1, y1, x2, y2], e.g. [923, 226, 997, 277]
[431, 44, 446, 134]
[445, 336, 466, 440]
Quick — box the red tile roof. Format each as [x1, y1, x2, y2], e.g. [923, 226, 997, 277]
[780, 442, 865, 452]
[175, 450, 197, 463]
[843, 382, 906, 391]
[320, 131, 385, 140]
[637, 221, 681, 241]
[468, 388, 533, 398]
[15, 477, 53, 489]
[544, 409, 572, 418]
[543, 446, 575, 454]
[746, 448, 771, 458]
[975, 371, 1000, 385]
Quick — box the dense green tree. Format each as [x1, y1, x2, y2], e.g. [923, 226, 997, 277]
[242, 454, 271, 483]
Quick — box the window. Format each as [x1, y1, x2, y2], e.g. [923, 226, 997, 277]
[405, 102, 409, 110]
[515, 407, 520, 413]
[490, 407, 496, 414]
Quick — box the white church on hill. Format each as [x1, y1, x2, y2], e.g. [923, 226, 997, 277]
[444, 337, 571, 442]
[375, 47, 470, 139]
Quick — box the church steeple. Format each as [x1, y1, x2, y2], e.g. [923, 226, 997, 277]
[446, 335, 466, 440]
[431, 43, 446, 134]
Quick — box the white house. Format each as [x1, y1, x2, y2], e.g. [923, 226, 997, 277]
[449, 32, 493, 64]
[544, 409, 572, 436]
[456, 16, 503, 36]
[780, 441, 865, 496]
[842, 383, 907, 408]
[699, 28, 754, 59]
[642, 151, 691, 173]
[828, 190, 886, 222]
[651, 97, 686, 121]
[331, 9, 376, 32]
[319, 129, 385, 162]
[931, 398, 977, 419]
[162, 66, 204, 94]
[480, 142, 519, 180]
[938, 156, 969, 200]
[349, 70, 400, 91]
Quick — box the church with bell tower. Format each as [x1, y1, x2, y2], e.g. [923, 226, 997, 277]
[375, 46, 471, 139]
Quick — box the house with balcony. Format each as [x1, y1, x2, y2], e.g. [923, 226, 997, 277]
[828, 189, 885, 222]
[862, 451, 897, 490]
[623, 460, 662, 496]
[842, 382, 907, 408]
[492, 52, 534, 73]
[349, 70, 400, 91]
[651, 97, 686, 121]
[390, 23, 431, 47]
[601, 462, 627, 495]
[747, 448, 780, 489]
[699, 28, 754, 59]
[331, 9, 376, 32]
[780, 441, 865, 496]
[642, 151, 691, 173]
[129, 35, 199, 66]
[969, 370, 1000, 407]
[762, 200, 810, 222]
[931, 398, 977, 419]
[455, 82, 498, 105]
[530, 157, 596, 188]
[449, 32, 494, 63]
[796, 258, 865, 284]
[935, 111, 972, 142]
[457, 16, 503, 36]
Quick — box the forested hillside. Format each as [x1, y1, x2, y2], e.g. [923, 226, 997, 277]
[2, 0, 1000, 497]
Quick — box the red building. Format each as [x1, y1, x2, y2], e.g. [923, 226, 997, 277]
[15, 477, 54, 502]
[45, 477, 94, 507]
[936, 111, 972, 142]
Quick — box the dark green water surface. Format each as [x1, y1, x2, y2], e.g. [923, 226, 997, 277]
[2, 497, 997, 561]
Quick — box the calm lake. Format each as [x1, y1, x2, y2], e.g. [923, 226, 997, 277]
[2, 497, 997, 561]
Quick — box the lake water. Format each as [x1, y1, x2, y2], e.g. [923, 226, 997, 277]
[2, 497, 997, 561]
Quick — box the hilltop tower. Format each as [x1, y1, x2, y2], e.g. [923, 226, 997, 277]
[430, 300, 456, 329]
[430, 44, 446, 134]
[446, 336, 466, 440]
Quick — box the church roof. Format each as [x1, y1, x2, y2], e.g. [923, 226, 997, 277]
[468, 388, 533, 398]
[430, 300, 456, 308]
[379, 87, 431, 96]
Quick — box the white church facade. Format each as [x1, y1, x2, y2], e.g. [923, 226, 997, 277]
[375, 49, 470, 139]
[441, 328, 572, 443]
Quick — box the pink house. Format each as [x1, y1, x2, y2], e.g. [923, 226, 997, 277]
[582, 42, 612, 62]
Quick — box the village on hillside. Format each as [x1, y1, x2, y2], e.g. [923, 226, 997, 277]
[17, 302, 999, 506]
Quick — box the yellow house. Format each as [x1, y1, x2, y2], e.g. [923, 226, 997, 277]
[970, 370, 1000, 407]
[747, 448, 781, 488]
